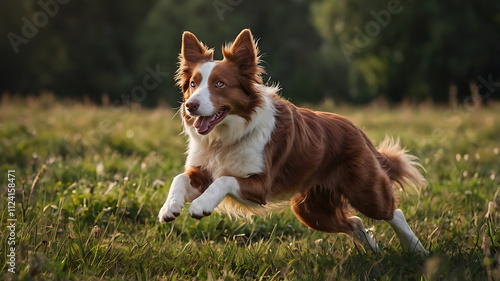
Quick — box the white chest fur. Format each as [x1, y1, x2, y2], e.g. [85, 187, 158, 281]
[184, 86, 277, 179]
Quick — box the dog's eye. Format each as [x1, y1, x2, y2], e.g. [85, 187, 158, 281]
[190, 81, 195, 88]
[215, 81, 225, 88]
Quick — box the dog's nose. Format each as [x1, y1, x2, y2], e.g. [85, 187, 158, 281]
[185, 100, 200, 113]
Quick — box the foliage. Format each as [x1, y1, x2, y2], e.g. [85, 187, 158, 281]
[1, 96, 500, 280]
[1, 1, 498, 105]
[312, 0, 500, 102]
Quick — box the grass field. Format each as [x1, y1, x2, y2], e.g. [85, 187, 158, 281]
[1, 95, 499, 280]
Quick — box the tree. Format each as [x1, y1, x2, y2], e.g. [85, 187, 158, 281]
[312, 0, 500, 103]
[0, 0, 156, 103]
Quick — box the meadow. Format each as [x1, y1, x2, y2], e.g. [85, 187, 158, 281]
[1, 95, 499, 280]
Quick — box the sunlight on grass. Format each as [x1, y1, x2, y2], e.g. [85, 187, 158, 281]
[1, 96, 499, 280]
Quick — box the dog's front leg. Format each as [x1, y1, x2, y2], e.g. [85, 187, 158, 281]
[188, 176, 238, 219]
[158, 174, 202, 223]
[187, 175, 267, 219]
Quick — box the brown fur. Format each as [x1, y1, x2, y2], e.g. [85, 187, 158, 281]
[176, 32, 214, 94]
[184, 166, 212, 193]
[222, 29, 265, 95]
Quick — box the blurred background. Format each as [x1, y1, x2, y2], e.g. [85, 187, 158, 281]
[1, 0, 499, 107]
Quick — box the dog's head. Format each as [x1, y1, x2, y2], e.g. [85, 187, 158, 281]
[175, 29, 265, 136]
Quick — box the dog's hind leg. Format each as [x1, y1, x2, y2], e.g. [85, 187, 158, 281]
[290, 191, 380, 253]
[348, 216, 380, 253]
[386, 209, 428, 255]
[337, 160, 428, 254]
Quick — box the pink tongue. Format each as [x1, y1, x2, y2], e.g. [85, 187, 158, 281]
[194, 115, 216, 133]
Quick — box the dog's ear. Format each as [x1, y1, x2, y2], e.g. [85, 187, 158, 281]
[176, 32, 213, 93]
[223, 29, 264, 92]
[181, 32, 213, 63]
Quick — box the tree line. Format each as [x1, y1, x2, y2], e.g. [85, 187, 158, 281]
[1, 0, 499, 106]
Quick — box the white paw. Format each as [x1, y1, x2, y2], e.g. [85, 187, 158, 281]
[389, 209, 429, 255]
[352, 228, 380, 254]
[188, 197, 216, 219]
[158, 199, 184, 223]
[408, 239, 429, 256]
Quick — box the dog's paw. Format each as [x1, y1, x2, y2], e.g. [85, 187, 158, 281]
[188, 197, 215, 219]
[158, 200, 184, 223]
[408, 239, 429, 256]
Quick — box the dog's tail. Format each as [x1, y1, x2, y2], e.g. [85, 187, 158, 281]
[376, 137, 426, 192]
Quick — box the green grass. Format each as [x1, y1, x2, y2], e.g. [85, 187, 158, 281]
[1, 95, 499, 280]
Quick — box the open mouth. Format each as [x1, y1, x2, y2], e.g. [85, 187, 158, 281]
[193, 108, 229, 135]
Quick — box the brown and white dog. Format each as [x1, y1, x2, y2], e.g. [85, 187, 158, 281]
[158, 29, 428, 254]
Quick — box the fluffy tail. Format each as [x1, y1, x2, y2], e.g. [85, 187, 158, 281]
[377, 137, 426, 192]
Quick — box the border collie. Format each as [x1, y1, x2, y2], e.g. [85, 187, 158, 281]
[158, 29, 428, 254]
